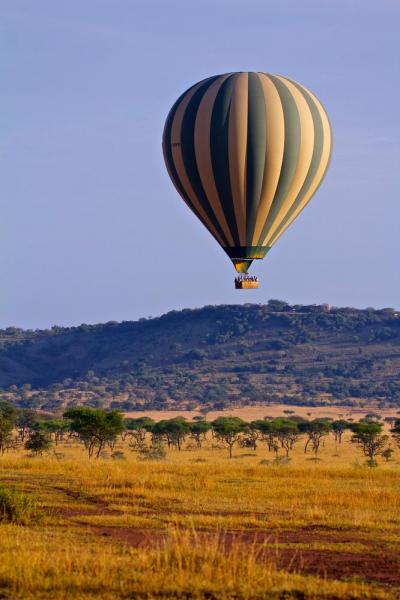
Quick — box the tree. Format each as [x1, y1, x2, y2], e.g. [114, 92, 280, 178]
[125, 417, 155, 453]
[299, 419, 332, 458]
[390, 420, 400, 448]
[0, 401, 17, 455]
[25, 429, 52, 455]
[241, 424, 259, 450]
[267, 299, 289, 312]
[189, 420, 211, 448]
[64, 408, 125, 458]
[152, 417, 190, 451]
[43, 419, 70, 445]
[211, 417, 246, 458]
[251, 420, 276, 452]
[125, 417, 154, 441]
[331, 420, 350, 447]
[350, 421, 389, 464]
[16, 409, 39, 442]
[364, 412, 382, 422]
[381, 447, 394, 462]
[272, 418, 300, 458]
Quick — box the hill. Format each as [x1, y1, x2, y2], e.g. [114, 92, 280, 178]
[1, 301, 400, 412]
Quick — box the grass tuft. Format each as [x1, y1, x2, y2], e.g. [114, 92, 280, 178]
[0, 487, 39, 525]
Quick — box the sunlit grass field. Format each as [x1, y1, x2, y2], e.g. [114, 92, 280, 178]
[0, 427, 399, 599]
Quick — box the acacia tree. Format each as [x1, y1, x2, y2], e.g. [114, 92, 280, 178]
[0, 401, 17, 455]
[152, 417, 190, 451]
[390, 420, 400, 448]
[211, 417, 246, 458]
[272, 418, 300, 458]
[43, 419, 70, 445]
[189, 420, 211, 448]
[64, 408, 125, 458]
[251, 420, 276, 452]
[299, 419, 332, 458]
[350, 421, 388, 464]
[240, 423, 260, 450]
[331, 420, 350, 447]
[165, 417, 190, 452]
[16, 409, 39, 442]
[125, 417, 154, 446]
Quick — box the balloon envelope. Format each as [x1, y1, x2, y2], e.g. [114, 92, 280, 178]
[162, 72, 332, 272]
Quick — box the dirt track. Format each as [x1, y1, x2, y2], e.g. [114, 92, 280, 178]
[86, 523, 400, 590]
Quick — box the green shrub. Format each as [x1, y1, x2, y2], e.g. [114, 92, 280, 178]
[0, 487, 38, 524]
[139, 441, 166, 461]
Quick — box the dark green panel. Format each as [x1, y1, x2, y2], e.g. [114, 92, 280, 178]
[180, 76, 230, 246]
[210, 75, 240, 246]
[162, 87, 194, 201]
[223, 245, 270, 259]
[246, 73, 267, 245]
[257, 75, 301, 244]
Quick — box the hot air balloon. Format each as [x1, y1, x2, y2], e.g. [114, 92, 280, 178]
[162, 72, 332, 289]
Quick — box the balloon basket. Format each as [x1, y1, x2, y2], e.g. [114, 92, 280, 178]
[235, 276, 259, 290]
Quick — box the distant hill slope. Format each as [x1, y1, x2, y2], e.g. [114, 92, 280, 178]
[1, 302, 400, 412]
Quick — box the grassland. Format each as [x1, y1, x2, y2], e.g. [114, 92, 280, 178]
[124, 403, 399, 422]
[0, 417, 400, 600]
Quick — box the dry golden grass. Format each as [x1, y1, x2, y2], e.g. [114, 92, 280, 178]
[124, 403, 399, 423]
[0, 425, 399, 599]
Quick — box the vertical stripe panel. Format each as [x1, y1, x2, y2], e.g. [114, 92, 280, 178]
[269, 88, 332, 246]
[170, 80, 226, 246]
[210, 76, 241, 246]
[163, 81, 221, 241]
[180, 77, 231, 245]
[194, 74, 235, 246]
[266, 77, 325, 244]
[251, 73, 285, 245]
[246, 73, 267, 245]
[262, 76, 315, 246]
[162, 83, 201, 207]
[257, 74, 301, 245]
[227, 72, 248, 246]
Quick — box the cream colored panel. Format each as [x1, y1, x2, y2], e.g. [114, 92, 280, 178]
[269, 88, 332, 247]
[252, 73, 285, 246]
[262, 77, 315, 247]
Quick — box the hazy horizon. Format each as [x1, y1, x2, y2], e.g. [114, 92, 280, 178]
[2, 0, 399, 329]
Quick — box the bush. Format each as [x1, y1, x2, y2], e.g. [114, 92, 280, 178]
[273, 456, 291, 465]
[111, 450, 126, 460]
[0, 487, 38, 524]
[139, 441, 166, 461]
[25, 429, 52, 455]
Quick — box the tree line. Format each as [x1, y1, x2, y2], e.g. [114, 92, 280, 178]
[0, 401, 399, 465]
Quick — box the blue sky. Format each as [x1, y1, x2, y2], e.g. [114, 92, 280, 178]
[2, 0, 399, 328]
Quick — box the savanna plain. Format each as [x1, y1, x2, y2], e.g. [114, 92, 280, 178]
[1, 406, 400, 600]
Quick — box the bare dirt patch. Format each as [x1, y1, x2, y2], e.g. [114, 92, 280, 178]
[276, 547, 400, 588]
[85, 524, 400, 590]
[92, 526, 168, 547]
